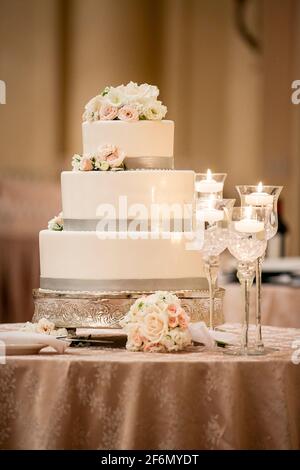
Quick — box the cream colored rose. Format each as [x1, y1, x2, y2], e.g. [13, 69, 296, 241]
[143, 100, 167, 120]
[99, 103, 118, 120]
[82, 95, 102, 121]
[141, 310, 168, 344]
[118, 105, 139, 122]
[36, 318, 55, 335]
[127, 325, 143, 349]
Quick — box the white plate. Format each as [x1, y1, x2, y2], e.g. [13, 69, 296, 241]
[4, 343, 46, 355]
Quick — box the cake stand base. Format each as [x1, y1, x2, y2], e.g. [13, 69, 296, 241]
[32, 288, 225, 328]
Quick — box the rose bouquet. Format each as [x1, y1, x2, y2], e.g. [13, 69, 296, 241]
[72, 143, 125, 172]
[121, 291, 192, 353]
[82, 81, 167, 122]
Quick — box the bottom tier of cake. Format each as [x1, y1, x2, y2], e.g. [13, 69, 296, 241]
[39, 230, 207, 292]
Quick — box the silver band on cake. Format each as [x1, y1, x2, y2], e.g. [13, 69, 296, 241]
[63, 218, 193, 231]
[124, 156, 174, 170]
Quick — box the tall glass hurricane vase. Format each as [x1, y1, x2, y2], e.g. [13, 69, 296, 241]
[196, 199, 235, 329]
[236, 185, 283, 353]
[227, 207, 267, 355]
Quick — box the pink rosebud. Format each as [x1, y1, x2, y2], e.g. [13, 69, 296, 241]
[178, 311, 189, 329]
[80, 157, 93, 171]
[118, 105, 139, 122]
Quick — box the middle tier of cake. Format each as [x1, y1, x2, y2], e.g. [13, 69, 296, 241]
[62, 170, 195, 230]
[39, 230, 206, 292]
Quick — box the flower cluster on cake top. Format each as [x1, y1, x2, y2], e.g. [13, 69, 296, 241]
[121, 291, 192, 353]
[48, 212, 63, 231]
[72, 143, 125, 172]
[82, 82, 167, 122]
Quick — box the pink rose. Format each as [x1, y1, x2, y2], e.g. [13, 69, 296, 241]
[96, 144, 125, 168]
[178, 310, 189, 329]
[80, 157, 94, 171]
[168, 316, 179, 328]
[118, 105, 139, 122]
[99, 103, 118, 120]
[167, 304, 178, 317]
[143, 342, 163, 353]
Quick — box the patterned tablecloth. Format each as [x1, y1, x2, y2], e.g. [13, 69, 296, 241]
[0, 323, 300, 450]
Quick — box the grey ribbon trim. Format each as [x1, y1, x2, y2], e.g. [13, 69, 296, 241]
[124, 156, 174, 169]
[40, 277, 208, 292]
[64, 218, 193, 231]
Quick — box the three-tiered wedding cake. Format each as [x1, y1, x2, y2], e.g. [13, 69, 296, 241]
[39, 82, 206, 294]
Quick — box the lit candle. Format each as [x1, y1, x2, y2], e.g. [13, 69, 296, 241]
[196, 197, 224, 223]
[195, 169, 223, 193]
[235, 207, 264, 233]
[244, 182, 273, 206]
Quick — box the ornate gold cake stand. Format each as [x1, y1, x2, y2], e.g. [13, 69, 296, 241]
[32, 288, 225, 328]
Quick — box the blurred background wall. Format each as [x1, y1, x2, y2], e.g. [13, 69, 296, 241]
[0, 0, 300, 321]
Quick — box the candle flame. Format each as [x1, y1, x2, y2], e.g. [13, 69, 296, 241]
[257, 182, 263, 193]
[207, 169, 212, 181]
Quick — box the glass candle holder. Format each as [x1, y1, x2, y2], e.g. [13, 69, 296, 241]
[226, 207, 267, 355]
[195, 170, 227, 201]
[236, 184, 283, 353]
[196, 198, 235, 329]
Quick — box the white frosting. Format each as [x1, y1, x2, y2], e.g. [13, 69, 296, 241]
[40, 230, 205, 287]
[62, 170, 195, 220]
[82, 120, 174, 158]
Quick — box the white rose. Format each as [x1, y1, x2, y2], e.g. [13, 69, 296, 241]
[140, 310, 168, 344]
[72, 154, 82, 171]
[123, 81, 142, 102]
[138, 83, 159, 101]
[123, 82, 159, 105]
[169, 328, 192, 349]
[36, 318, 55, 335]
[104, 87, 125, 107]
[143, 100, 167, 120]
[82, 95, 102, 121]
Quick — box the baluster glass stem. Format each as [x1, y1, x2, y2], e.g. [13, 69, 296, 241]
[255, 253, 265, 352]
[237, 262, 255, 354]
[204, 255, 219, 329]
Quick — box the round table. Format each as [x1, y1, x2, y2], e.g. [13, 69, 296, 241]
[0, 323, 300, 450]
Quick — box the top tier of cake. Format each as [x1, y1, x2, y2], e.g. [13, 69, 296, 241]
[81, 82, 173, 169]
[82, 120, 174, 169]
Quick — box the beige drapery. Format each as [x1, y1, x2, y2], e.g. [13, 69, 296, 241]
[0, 0, 299, 253]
